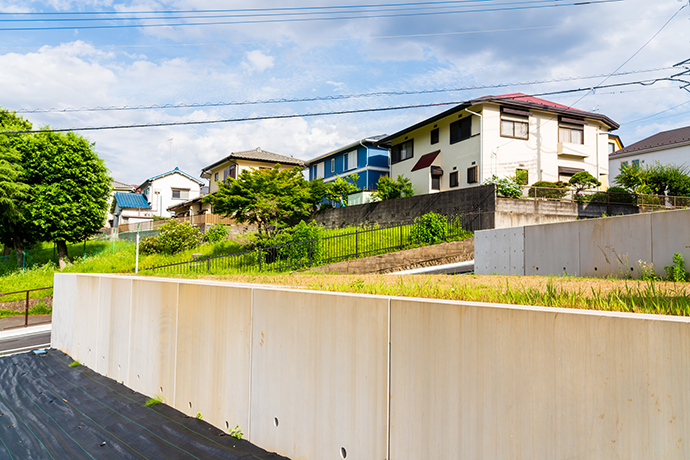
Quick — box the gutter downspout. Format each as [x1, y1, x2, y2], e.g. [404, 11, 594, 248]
[464, 108, 483, 184]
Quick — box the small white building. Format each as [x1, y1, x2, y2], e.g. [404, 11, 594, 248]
[377, 93, 619, 195]
[609, 125, 690, 180]
[138, 167, 204, 218]
[111, 192, 153, 228]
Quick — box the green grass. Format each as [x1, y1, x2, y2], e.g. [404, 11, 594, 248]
[69, 360, 81, 367]
[144, 395, 165, 406]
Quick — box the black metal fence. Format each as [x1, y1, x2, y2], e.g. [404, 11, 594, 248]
[0, 287, 53, 328]
[143, 212, 478, 275]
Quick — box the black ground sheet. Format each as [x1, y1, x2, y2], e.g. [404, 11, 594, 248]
[0, 349, 289, 460]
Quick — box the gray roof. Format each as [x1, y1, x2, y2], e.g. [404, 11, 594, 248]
[111, 180, 134, 191]
[201, 147, 304, 176]
[610, 125, 690, 157]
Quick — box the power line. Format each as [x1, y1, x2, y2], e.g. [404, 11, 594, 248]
[0, 78, 672, 136]
[14, 66, 672, 114]
[0, 0, 622, 31]
[0, 0, 581, 22]
[571, 2, 686, 107]
[0, 0, 613, 16]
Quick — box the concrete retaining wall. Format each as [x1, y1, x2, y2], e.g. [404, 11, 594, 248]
[310, 237, 474, 274]
[476, 207, 690, 277]
[53, 274, 690, 459]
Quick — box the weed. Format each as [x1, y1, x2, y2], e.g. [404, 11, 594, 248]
[638, 259, 659, 281]
[69, 361, 81, 367]
[196, 412, 203, 420]
[144, 395, 165, 406]
[229, 425, 243, 440]
[665, 253, 688, 282]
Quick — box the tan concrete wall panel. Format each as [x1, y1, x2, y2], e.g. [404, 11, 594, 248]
[128, 279, 178, 400]
[96, 277, 132, 381]
[174, 283, 252, 433]
[249, 289, 389, 460]
[390, 298, 690, 459]
[71, 275, 101, 368]
[51, 273, 77, 353]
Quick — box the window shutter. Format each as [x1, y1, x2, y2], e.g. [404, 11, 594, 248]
[461, 117, 472, 140]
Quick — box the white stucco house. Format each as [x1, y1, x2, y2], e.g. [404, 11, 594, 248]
[376, 93, 619, 195]
[138, 167, 204, 218]
[609, 125, 690, 180]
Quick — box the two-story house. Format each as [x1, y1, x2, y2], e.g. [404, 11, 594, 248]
[200, 147, 304, 194]
[304, 136, 390, 196]
[138, 167, 204, 218]
[609, 125, 690, 181]
[376, 93, 619, 195]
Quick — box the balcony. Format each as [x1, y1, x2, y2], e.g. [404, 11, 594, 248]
[557, 142, 589, 158]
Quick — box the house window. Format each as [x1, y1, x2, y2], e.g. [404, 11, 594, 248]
[467, 166, 478, 184]
[632, 159, 640, 167]
[621, 161, 629, 170]
[391, 139, 414, 164]
[346, 150, 357, 170]
[331, 158, 335, 173]
[500, 117, 529, 140]
[172, 189, 189, 200]
[450, 117, 472, 144]
[430, 128, 439, 145]
[559, 123, 584, 144]
[515, 168, 528, 185]
[214, 172, 218, 181]
[432, 175, 441, 190]
[223, 165, 237, 181]
[608, 142, 616, 154]
[317, 162, 324, 178]
[449, 171, 459, 188]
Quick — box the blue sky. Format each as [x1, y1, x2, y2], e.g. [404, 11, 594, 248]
[0, 0, 689, 185]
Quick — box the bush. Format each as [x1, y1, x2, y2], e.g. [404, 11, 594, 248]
[139, 236, 162, 255]
[154, 220, 202, 254]
[606, 186, 635, 204]
[529, 181, 568, 199]
[482, 175, 523, 198]
[411, 212, 446, 244]
[664, 253, 688, 282]
[205, 224, 229, 244]
[260, 221, 323, 265]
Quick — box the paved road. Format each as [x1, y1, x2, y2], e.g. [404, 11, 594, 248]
[0, 329, 51, 355]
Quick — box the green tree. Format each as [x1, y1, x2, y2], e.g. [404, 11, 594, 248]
[371, 175, 414, 201]
[325, 174, 360, 206]
[614, 163, 653, 194]
[205, 165, 314, 239]
[20, 130, 112, 268]
[0, 109, 35, 263]
[569, 171, 601, 195]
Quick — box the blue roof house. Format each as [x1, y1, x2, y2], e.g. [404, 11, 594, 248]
[305, 135, 390, 205]
[111, 192, 153, 229]
[138, 167, 205, 218]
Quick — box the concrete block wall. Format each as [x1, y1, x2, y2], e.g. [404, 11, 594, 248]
[476, 207, 690, 278]
[53, 274, 690, 459]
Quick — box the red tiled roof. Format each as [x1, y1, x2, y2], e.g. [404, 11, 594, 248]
[411, 150, 441, 172]
[489, 93, 588, 113]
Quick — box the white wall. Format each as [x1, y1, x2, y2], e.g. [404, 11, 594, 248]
[143, 172, 202, 218]
[53, 274, 690, 460]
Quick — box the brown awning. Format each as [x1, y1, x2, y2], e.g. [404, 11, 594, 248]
[558, 166, 585, 175]
[431, 166, 444, 176]
[559, 116, 588, 125]
[501, 107, 532, 117]
[411, 150, 441, 172]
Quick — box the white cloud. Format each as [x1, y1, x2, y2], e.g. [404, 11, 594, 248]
[242, 50, 274, 74]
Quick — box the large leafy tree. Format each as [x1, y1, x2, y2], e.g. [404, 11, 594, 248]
[20, 130, 112, 268]
[372, 175, 414, 201]
[0, 109, 35, 261]
[205, 165, 315, 238]
[615, 162, 690, 197]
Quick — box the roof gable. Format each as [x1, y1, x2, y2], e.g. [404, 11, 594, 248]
[140, 167, 204, 187]
[201, 147, 304, 176]
[611, 125, 690, 157]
